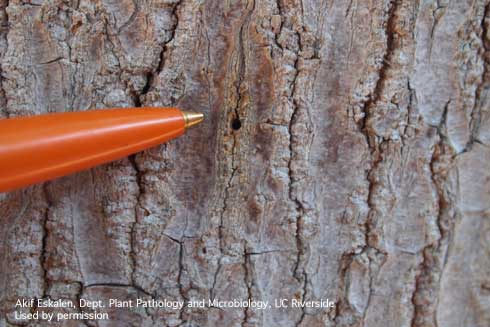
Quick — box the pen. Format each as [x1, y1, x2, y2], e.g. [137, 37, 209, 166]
[0, 107, 204, 193]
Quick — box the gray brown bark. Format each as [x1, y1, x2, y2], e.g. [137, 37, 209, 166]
[1, 0, 490, 326]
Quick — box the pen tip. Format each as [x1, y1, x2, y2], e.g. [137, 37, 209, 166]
[182, 111, 204, 129]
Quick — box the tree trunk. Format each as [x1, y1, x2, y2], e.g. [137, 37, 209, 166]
[1, 0, 490, 326]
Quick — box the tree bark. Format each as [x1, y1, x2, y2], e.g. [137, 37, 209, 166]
[1, 0, 490, 326]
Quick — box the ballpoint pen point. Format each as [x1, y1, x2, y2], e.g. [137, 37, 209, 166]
[182, 111, 204, 128]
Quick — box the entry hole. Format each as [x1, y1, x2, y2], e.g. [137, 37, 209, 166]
[231, 118, 242, 130]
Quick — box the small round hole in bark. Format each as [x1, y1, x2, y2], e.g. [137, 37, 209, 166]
[231, 118, 241, 130]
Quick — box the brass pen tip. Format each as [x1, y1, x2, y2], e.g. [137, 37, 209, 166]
[182, 111, 204, 129]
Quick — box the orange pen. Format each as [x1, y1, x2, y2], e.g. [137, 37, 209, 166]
[0, 107, 204, 193]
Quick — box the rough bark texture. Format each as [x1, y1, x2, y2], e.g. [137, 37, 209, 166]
[1, 0, 490, 326]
